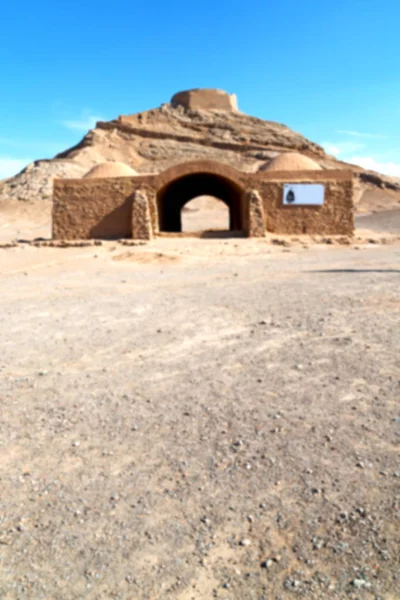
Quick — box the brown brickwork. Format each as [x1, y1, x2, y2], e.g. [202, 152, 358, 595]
[52, 176, 155, 240]
[170, 89, 238, 112]
[258, 170, 354, 235]
[52, 160, 354, 240]
[131, 189, 153, 240]
[246, 190, 266, 237]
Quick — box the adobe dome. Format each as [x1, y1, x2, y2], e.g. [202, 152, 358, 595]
[83, 161, 138, 179]
[260, 152, 322, 172]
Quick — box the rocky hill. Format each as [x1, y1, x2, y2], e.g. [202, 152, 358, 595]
[1, 89, 399, 211]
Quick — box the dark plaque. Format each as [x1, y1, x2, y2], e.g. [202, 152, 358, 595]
[286, 189, 295, 204]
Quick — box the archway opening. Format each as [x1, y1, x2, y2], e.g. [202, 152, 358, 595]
[181, 196, 230, 233]
[157, 172, 244, 234]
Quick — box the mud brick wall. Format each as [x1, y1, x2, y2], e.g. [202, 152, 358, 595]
[258, 170, 354, 235]
[52, 162, 353, 240]
[52, 176, 157, 240]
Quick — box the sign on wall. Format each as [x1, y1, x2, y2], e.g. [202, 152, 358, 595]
[283, 183, 325, 206]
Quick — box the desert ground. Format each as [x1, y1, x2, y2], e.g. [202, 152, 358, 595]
[0, 198, 400, 599]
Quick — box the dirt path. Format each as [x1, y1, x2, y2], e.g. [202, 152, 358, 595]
[0, 239, 399, 599]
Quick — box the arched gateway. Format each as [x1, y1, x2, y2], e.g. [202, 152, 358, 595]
[52, 158, 354, 240]
[155, 161, 245, 233]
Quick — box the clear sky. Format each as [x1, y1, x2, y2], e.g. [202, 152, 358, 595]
[1, 0, 399, 178]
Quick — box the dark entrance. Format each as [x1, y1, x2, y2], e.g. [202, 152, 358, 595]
[157, 172, 243, 233]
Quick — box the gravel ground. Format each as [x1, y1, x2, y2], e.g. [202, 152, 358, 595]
[0, 239, 399, 599]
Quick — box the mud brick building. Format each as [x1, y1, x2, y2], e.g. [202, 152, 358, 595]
[52, 90, 354, 240]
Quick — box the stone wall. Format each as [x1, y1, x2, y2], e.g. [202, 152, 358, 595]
[170, 89, 238, 112]
[52, 161, 354, 240]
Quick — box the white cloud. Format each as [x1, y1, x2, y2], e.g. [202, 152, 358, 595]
[347, 156, 400, 177]
[337, 130, 387, 139]
[0, 157, 32, 180]
[61, 114, 102, 132]
[321, 141, 364, 157]
[322, 143, 341, 156]
[321, 137, 400, 176]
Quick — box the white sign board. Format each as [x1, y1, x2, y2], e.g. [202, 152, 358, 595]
[283, 183, 325, 206]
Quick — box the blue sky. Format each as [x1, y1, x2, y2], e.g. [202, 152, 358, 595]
[1, 0, 399, 178]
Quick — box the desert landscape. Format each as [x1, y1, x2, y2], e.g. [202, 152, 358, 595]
[1, 90, 400, 599]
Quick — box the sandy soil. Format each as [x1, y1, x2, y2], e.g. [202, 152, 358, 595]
[1, 196, 400, 599]
[355, 188, 400, 215]
[355, 210, 400, 234]
[0, 200, 51, 243]
[181, 197, 230, 233]
[1, 226, 400, 600]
